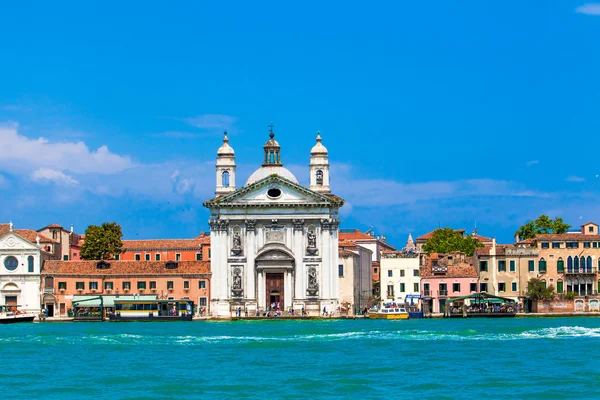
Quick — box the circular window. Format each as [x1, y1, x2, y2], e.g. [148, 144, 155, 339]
[4, 256, 18, 271]
[267, 188, 282, 198]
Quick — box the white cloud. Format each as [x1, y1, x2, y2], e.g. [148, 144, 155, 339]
[31, 168, 80, 186]
[0, 125, 133, 175]
[566, 175, 586, 182]
[576, 3, 600, 15]
[184, 114, 237, 131]
[526, 160, 539, 167]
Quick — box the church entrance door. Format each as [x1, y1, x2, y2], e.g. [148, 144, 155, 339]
[266, 273, 284, 310]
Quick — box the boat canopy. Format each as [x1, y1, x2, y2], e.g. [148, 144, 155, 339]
[449, 292, 515, 303]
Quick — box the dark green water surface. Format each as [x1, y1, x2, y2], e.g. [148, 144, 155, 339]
[2, 317, 599, 399]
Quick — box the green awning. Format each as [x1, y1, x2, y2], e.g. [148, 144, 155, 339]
[72, 294, 157, 308]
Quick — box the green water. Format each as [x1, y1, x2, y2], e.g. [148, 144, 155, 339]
[1, 318, 599, 399]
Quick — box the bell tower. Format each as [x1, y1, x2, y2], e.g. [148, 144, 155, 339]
[309, 131, 330, 193]
[216, 132, 236, 196]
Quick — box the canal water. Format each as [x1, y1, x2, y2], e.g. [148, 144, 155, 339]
[1, 317, 599, 399]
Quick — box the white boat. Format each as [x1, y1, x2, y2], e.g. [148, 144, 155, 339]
[0, 305, 36, 324]
[368, 301, 409, 320]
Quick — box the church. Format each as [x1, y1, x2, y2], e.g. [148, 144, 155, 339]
[203, 127, 344, 317]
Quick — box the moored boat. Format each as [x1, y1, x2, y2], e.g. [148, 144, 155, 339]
[0, 305, 36, 324]
[108, 299, 194, 321]
[368, 301, 409, 320]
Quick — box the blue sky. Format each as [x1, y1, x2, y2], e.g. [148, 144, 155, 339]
[1, 1, 600, 247]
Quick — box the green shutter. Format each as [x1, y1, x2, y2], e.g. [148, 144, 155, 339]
[557, 260, 564, 272]
[557, 281, 563, 293]
[528, 260, 535, 272]
[509, 260, 515, 272]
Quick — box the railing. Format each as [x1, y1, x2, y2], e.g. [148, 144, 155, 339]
[566, 267, 597, 274]
[423, 290, 431, 297]
[439, 290, 448, 296]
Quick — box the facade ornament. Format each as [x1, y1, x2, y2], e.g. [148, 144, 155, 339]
[306, 267, 319, 297]
[320, 218, 331, 231]
[293, 219, 304, 232]
[231, 231, 243, 256]
[306, 230, 318, 256]
[9, 221, 13, 232]
[245, 219, 257, 232]
[231, 267, 243, 297]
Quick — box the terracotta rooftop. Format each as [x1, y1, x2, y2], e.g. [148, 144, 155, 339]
[475, 244, 514, 256]
[340, 230, 377, 240]
[420, 263, 478, 279]
[339, 240, 358, 248]
[535, 233, 600, 241]
[121, 236, 211, 251]
[0, 224, 57, 244]
[42, 260, 211, 275]
[339, 249, 358, 257]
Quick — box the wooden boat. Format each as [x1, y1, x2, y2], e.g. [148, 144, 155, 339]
[0, 305, 36, 324]
[108, 299, 194, 321]
[368, 301, 409, 320]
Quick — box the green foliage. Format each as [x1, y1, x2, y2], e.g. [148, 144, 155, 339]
[564, 292, 576, 300]
[526, 278, 556, 301]
[515, 215, 571, 240]
[80, 222, 124, 260]
[422, 228, 483, 256]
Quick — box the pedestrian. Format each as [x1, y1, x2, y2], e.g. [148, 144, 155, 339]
[244, 307, 248, 317]
[301, 306, 306, 316]
[322, 306, 326, 316]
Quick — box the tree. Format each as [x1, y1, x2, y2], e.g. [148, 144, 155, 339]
[80, 222, 124, 260]
[515, 215, 571, 240]
[422, 228, 483, 256]
[526, 278, 556, 301]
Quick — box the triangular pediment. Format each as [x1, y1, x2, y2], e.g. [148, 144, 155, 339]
[204, 175, 343, 208]
[0, 232, 39, 250]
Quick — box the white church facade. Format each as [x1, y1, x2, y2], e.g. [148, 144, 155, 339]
[203, 128, 344, 317]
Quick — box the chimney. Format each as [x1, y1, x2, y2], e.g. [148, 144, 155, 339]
[515, 234, 520, 244]
[70, 224, 74, 234]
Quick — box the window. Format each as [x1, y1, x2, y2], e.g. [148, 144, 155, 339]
[58, 282, 67, 290]
[399, 283, 405, 292]
[63, 255, 69, 261]
[541, 242, 549, 249]
[373, 267, 378, 274]
[584, 242, 591, 249]
[387, 285, 394, 297]
[589, 226, 595, 233]
[556, 281, 564, 293]
[479, 261, 488, 272]
[512, 282, 517, 292]
[76, 282, 85, 290]
[176, 253, 181, 261]
[387, 270, 393, 277]
[167, 281, 174, 290]
[539, 258, 547, 273]
[552, 242, 561, 249]
[196, 253, 202, 261]
[52, 230, 57, 239]
[73, 253, 78, 258]
[528, 260, 535, 272]
[414, 282, 419, 292]
[452, 283, 461, 292]
[28, 256, 34, 273]
[155, 253, 161, 261]
[470, 283, 477, 292]
[566, 242, 579, 249]
[145, 254, 150, 261]
[400, 270, 405, 277]
[414, 269, 420, 277]
[123, 281, 131, 290]
[556, 258, 565, 273]
[594, 242, 599, 248]
[4, 256, 19, 271]
[199, 280, 206, 289]
[509, 260, 516, 272]
[498, 260, 506, 272]
[114, 254, 120, 260]
[150, 281, 157, 290]
[498, 282, 506, 292]
[222, 170, 230, 187]
[104, 281, 113, 290]
[184, 281, 190, 290]
[208, 249, 211, 259]
[316, 170, 323, 186]
[338, 264, 344, 277]
[480, 283, 488, 292]
[135, 254, 141, 261]
[138, 281, 146, 290]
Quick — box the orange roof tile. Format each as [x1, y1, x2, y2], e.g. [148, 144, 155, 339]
[339, 249, 358, 257]
[535, 233, 600, 241]
[121, 236, 210, 251]
[340, 230, 376, 240]
[0, 224, 57, 244]
[420, 263, 478, 279]
[42, 260, 211, 275]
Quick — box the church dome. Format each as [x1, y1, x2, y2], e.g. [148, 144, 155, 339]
[310, 132, 328, 155]
[245, 166, 299, 185]
[217, 132, 235, 156]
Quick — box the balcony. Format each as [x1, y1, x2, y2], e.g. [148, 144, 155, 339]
[43, 288, 55, 294]
[439, 290, 448, 297]
[423, 290, 431, 297]
[565, 267, 597, 275]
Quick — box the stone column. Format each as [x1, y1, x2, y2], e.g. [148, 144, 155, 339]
[245, 220, 257, 305]
[285, 269, 292, 309]
[257, 269, 264, 309]
[293, 219, 304, 302]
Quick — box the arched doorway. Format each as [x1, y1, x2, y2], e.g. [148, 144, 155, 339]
[255, 244, 295, 310]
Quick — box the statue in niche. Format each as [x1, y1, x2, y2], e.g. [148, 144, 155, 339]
[307, 268, 319, 296]
[306, 230, 318, 255]
[232, 268, 243, 297]
[231, 231, 243, 256]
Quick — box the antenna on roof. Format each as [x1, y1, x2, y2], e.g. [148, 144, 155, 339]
[365, 226, 373, 235]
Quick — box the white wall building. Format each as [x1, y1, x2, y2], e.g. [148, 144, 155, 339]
[338, 241, 372, 315]
[0, 223, 57, 314]
[380, 234, 421, 305]
[203, 129, 344, 317]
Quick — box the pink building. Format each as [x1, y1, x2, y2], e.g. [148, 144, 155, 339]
[420, 252, 479, 314]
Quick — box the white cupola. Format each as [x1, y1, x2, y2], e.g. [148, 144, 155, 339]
[215, 132, 236, 196]
[309, 131, 330, 193]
